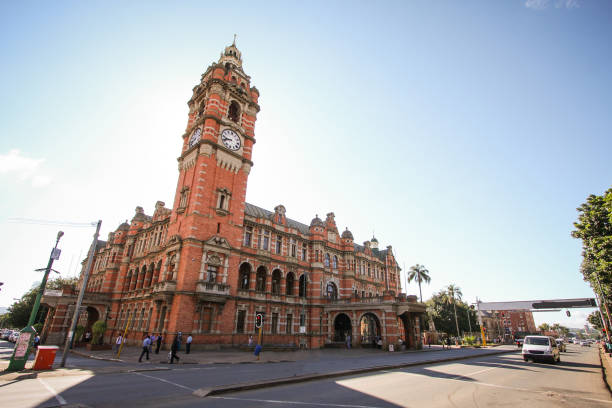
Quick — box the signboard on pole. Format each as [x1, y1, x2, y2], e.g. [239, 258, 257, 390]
[51, 248, 61, 260]
[14, 332, 32, 358]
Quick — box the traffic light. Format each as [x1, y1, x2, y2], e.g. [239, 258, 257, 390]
[255, 312, 263, 328]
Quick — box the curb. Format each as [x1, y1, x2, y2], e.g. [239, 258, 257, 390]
[70, 350, 124, 363]
[193, 348, 516, 397]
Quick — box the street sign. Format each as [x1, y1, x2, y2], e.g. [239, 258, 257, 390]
[51, 248, 61, 260]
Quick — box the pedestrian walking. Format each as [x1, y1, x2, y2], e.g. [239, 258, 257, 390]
[114, 334, 123, 353]
[138, 335, 151, 362]
[446, 336, 452, 350]
[170, 336, 180, 364]
[155, 333, 162, 354]
[346, 333, 351, 349]
[149, 334, 155, 353]
[186, 334, 192, 354]
[248, 335, 253, 347]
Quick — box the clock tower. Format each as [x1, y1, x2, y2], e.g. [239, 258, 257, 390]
[164, 42, 260, 334]
[170, 41, 259, 239]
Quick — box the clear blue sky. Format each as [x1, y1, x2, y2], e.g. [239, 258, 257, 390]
[1, 1, 610, 329]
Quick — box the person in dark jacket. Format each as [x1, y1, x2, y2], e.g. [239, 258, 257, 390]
[170, 336, 180, 364]
[155, 333, 162, 354]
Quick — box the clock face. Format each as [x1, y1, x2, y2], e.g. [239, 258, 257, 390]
[189, 128, 201, 147]
[221, 129, 241, 151]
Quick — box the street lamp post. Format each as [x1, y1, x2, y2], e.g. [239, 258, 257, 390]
[61, 220, 101, 367]
[7, 231, 64, 372]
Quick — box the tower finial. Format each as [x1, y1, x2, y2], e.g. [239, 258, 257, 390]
[233, 34, 237, 46]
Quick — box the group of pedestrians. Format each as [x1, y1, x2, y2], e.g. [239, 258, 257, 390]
[113, 332, 189, 363]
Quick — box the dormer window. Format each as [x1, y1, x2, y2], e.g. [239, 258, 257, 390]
[228, 101, 240, 123]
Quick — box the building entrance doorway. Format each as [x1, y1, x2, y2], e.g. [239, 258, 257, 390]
[360, 313, 381, 347]
[333, 313, 352, 342]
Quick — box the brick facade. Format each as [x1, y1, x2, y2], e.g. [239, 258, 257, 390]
[42, 43, 426, 350]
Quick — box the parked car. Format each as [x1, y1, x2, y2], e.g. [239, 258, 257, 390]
[580, 340, 590, 347]
[555, 338, 567, 352]
[9, 331, 20, 343]
[522, 335, 560, 363]
[0, 329, 11, 340]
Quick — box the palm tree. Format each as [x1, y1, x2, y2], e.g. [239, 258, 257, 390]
[551, 323, 561, 335]
[538, 323, 551, 333]
[446, 284, 462, 338]
[407, 264, 431, 303]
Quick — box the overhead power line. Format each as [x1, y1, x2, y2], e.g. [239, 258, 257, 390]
[7, 218, 97, 227]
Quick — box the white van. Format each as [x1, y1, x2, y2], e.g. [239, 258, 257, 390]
[522, 335, 560, 363]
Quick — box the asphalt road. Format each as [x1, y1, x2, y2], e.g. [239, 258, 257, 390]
[1, 342, 609, 407]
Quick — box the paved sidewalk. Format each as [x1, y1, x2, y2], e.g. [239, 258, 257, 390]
[70, 343, 458, 365]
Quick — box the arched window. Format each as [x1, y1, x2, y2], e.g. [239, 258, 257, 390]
[146, 263, 154, 287]
[271, 269, 281, 295]
[138, 266, 146, 289]
[207, 265, 218, 283]
[153, 261, 162, 285]
[167, 255, 176, 280]
[256, 267, 267, 292]
[238, 263, 251, 290]
[332, 255, 338, 269]
[124, 271, 132, 292]
[299, 274, 307, 298]
[326, 282, 338, 300]
[286, 272, 295, 296]
[324, 253, 330, 268]
[228, 101, 240, 123]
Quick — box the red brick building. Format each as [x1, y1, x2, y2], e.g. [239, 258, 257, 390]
[481, 310, 537, 340]
[42, 43, 425, 350]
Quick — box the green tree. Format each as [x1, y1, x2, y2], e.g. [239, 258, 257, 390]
[4, 276, 77, 328]
[91, 320, 107, 345]
[572, 188, 612, 305]
[588, 311, 603, 331]
[426, 288, 477, 338]
[538, 323, 551, 332]
[446, 284, 462, 337]
[407, 264, 431, 303]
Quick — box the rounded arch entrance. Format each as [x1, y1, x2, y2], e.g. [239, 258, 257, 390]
[359, 312, 381, 347]
[333, 313, 352, 342]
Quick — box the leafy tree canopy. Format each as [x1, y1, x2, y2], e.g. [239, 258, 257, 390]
[2, 276, 78, 328]
[572, 188, 612, 299]
[426, 288, 478, 336]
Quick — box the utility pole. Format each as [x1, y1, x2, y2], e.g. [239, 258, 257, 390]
[60, 220, 101, 367]
[7, 231, 64, 371]
[476, 298, 487, 347]
[594, 274, 612, 339]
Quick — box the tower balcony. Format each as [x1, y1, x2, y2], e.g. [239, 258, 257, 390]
[153, 281, 177, 294]
[196, 281, 230, 303]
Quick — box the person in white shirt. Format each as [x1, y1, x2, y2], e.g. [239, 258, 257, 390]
[139, 335, 151, 362]
[186, 335, 193, 354]
[114, 334, 122, 354]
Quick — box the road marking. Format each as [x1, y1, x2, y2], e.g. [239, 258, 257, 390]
[451, 365, 498, 380]
[37, 377, 67, 406]
[132, 372, 195, 391]
[209, 396, 387, 407]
